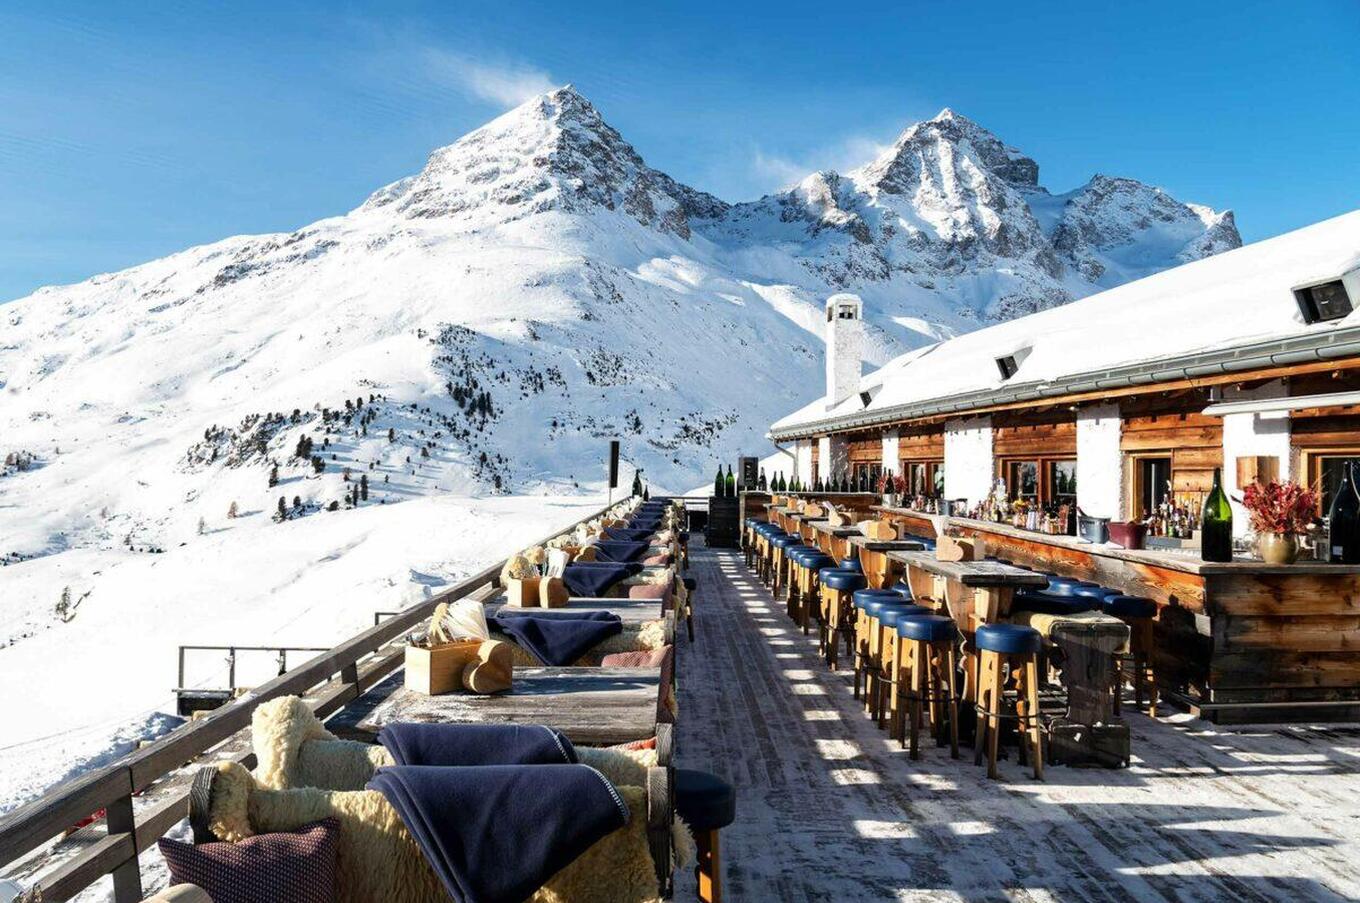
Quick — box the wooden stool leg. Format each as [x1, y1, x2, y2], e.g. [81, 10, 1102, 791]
[891, 634, 906, 743]
[981, 652, 1002, 779]
[909, 641, 925, 760]
[696, 827, 721, 903]
[1024, 656, 1044, 780]
[945, 643, 960, 759]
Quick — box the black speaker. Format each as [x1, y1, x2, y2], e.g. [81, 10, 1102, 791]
[739, 456, 759, 490]
[608, 440, 620, 489]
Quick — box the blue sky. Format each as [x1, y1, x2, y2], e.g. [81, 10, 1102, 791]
[2, 0, 1357, 302]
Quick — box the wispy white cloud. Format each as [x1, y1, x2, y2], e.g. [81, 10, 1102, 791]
[422, 49, 556, 108]
[750, 134, 895, 191]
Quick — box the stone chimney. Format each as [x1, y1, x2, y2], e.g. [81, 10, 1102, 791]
[824, 293, 863, 409]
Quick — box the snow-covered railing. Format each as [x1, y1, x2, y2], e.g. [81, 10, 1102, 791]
[0, 500, 616, 902]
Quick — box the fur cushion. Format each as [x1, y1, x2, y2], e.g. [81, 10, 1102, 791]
[627, 583, 668, 601]
[160, 818, 339, 903]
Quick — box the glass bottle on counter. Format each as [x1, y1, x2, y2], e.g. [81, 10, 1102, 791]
[758, 468, 767, 491]
[725, 465, 736, 497]
[1328, 460, 1360, 564]
[1200, 468, 1233, 562]
[714, 465, 724, 498]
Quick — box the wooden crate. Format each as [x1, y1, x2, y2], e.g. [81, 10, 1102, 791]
[405, 639, 482, 695]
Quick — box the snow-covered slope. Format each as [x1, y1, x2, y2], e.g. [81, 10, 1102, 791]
[0, 87, 1238, 815]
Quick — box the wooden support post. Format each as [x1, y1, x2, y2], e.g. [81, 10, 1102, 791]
[696, 827, 721, 903]
[106, 792, 141, 903]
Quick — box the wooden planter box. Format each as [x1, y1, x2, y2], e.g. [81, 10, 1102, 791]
[405, 639, 482, 695]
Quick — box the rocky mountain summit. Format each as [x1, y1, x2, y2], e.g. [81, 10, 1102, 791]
[0, 86, 1238, 560]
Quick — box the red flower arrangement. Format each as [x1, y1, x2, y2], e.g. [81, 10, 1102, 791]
[893, 473, 908, 495]
[876, 471, 892, 494]
[1241, 480, 1317, 535]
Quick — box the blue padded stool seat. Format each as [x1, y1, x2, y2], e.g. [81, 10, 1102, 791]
[879, 604, 932, 629]
[892, 579, 914, 599]
[839, 557, 863, 573]
[857, 598, 905, 618]
[678, 531, 690, 542]
[682, 577, 697, 592]
[1011, 591, 1099, 616]
[754, 523, 776, 535]
[896, 614, 958, 643]
[853, 588, 905, 609]
[1103, 595, 1157, 619]
[1046, 579, 1099, 597]
[770, 534, 800, 549]
[1071, 584, 1119, 601]
[784, 544, 816, 560]
[675, 768, 736, 830]
[800, 553, 836, 571]
[976, 623, 1042, 655]
[820, 569, 867, 592]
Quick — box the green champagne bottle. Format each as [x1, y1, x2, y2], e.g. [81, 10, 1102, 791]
[725, 465, 736, 497]
[1200, 467, 1233, 562]
[714, 464, 723, 498]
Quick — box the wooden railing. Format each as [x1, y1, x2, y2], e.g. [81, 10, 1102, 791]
[0, 500, 618, 902]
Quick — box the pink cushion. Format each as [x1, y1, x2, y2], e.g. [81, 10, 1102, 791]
[628, 583, 668, 600]
[642, 554, 671, 566]
[601, 648, 670, 668]
[159, 818, 339, 903]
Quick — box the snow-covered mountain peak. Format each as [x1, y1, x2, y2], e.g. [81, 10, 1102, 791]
[857, 107, 1040, 193]
[360, 85, 726, 237]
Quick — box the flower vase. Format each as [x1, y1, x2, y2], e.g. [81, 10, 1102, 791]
[1258, 532, 1299, 565]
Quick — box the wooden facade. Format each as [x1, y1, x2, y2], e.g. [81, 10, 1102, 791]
[773, 355, 1360, 723]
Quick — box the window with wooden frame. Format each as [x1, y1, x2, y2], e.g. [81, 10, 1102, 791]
[995, 456, 1076, 504]
[1301, 449, 1360, 515]
[1127, 453, 1173, 519]
[900, 458, 944, 496]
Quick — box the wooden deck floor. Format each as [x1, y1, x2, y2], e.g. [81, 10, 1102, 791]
[673, 542, 1360, 902]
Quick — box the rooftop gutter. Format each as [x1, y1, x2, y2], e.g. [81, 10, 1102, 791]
[767, 323, 1360, 442]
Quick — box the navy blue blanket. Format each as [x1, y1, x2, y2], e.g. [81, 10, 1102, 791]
[493, 609, 623, 665]
[562, 561, 639, 597]
[368, 764, 627, 903]
[591, 540, 651, 563]
[628, 517, 663, 531]
[604, 527, 655, 542]
[379, 723, 576, 767]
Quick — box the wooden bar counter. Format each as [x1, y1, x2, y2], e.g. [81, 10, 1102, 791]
[874, 505, 1360, 723]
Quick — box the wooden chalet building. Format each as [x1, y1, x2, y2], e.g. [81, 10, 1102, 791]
[767, 210, 1360, 721]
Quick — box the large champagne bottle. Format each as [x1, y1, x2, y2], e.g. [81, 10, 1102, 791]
[714, 465, 723, 497]
[1328, 460, 1360, 563]
[1200, 467, 1233, 562]
[758, 468, 767, 491]
[725, 465, 736, 497]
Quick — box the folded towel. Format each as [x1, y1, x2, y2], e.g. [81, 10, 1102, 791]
[604, 527, 655, 542]
[562, 562, 640, 597]
[368, 764, 628, 903]
[629, 516, 663, 530]
[493, 610, 624, 665]
[592, 540, 651, 563]
[379, 723, 576, 767]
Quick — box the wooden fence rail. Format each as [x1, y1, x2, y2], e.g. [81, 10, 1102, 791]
[0, 500, 619, 902]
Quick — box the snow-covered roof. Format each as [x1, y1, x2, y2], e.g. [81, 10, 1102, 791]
[770, 209, 1360, 439]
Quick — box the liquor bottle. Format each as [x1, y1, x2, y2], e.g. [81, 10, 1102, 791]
[714, 464, 723, 498]
[758, 468, 767, 491]
[725, 465, 736, 497]
[1328, 460, 1360, 563]
[778, 472, 787, 492]
[1200, 467, 1233, 563]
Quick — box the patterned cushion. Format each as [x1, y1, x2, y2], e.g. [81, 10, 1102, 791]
[159, 818, 339, 903]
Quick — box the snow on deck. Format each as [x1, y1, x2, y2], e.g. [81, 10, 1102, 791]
[674, 541, 1360, 901]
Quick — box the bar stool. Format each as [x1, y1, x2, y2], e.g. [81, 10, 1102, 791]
[974, 623, 1044, 780]
[744, 522, 765, 569]
[1045, 578, 1099, 597]
[871, 603, 931, 727]
[759, 530, 789, 585]
[789, 550, 835, 633]
[769, 533, 802, 598]
[890, 614, 960, 758]
[1102, 595, 1159, 717]
[679, 530, 691, 571]
[675, 768, 737, 903]
[818, 567, 866, 669]
[781, 545, 817, 617]
[851, 589, 909, 702]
